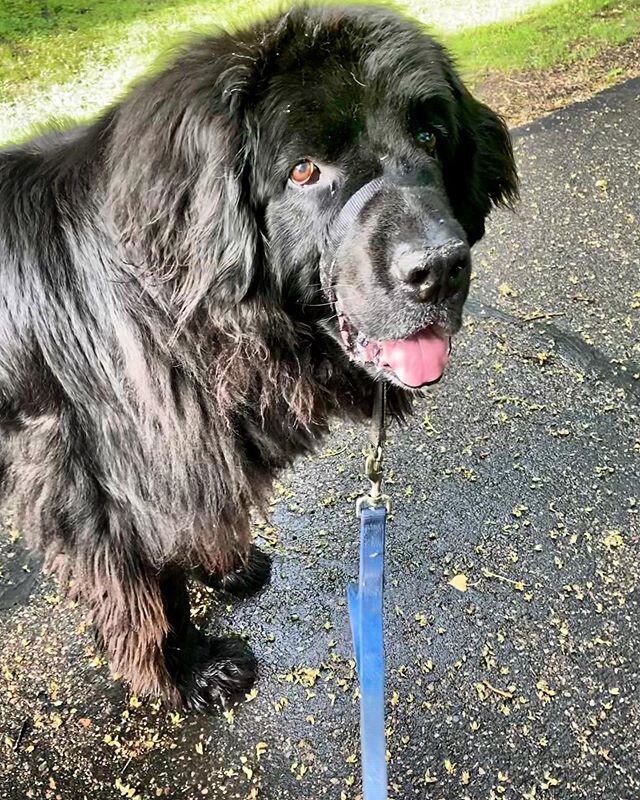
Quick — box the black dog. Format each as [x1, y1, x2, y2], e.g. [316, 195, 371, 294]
[0, 5, 517, 710]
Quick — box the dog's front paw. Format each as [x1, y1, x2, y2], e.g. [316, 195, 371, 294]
[176, 635, 257, 711]
[196, 544, 272, 599]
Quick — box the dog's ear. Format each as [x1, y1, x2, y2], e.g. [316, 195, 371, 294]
[107, 39, 259, 325]
[444, 81, 519, 246]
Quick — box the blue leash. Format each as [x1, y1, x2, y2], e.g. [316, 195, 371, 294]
[348, 505, 388, 798]
[348, 383, 389, 800]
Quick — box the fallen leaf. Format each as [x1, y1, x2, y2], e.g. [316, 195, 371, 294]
[256, 741, 268, 760]
[498, 282, 517, 297]
[449, 574, 468, 592]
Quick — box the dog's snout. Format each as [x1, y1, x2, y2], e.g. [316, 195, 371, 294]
[391, 239, 470, 301]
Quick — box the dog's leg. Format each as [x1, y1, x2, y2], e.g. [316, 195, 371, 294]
[193, 543, 271, 598]
[88, 555, 256, 709]
[86, 553, 181, 706]
[161, 570, 257, 710]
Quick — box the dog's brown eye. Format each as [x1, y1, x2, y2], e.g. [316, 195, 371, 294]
[290, 159, 320, 186]
[416, 130, 437, 153]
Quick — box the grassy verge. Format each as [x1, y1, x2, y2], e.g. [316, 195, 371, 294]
[443, 0, 640, 80]
[0, 0, 639, 143]
[0, 0, 265, 97]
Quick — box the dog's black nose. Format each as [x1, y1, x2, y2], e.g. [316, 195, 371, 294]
[391, 239, 470, 301]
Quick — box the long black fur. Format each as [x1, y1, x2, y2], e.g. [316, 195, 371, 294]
[0, 4, 517, 708]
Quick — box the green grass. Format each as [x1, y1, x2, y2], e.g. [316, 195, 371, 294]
[443, 0, 640, 77]
[0, 0, 269, 98]
[0, 0, 280, 143]
[0, 0, 639, 144]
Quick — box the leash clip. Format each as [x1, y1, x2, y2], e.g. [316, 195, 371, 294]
[356, 383, 390, 516]
[364, 443, 383, 483]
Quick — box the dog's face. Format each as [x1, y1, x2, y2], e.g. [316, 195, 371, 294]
[112, 6, 518, 389]
[244, 8, 518, 388]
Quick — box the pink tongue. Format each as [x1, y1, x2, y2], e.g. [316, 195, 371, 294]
[379, 329, 450, 388]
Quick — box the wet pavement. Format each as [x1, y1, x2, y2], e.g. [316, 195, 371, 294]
[1, 78, 639, 800]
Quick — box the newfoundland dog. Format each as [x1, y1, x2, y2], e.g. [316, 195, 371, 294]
[0, 4, 517, 709]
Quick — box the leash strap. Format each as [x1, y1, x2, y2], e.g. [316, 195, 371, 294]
[348, 505, 388, 799]
[348, 381, 389, 799]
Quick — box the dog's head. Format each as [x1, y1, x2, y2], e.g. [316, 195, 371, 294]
[110, 5, 518, 388]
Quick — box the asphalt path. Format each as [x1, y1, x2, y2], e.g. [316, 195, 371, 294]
[1, 78, 638, 800]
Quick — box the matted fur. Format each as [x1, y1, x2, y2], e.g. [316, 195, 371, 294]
[0, 4, 517, 707]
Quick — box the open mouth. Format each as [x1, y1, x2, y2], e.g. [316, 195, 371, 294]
[336, 306, 451, 389]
